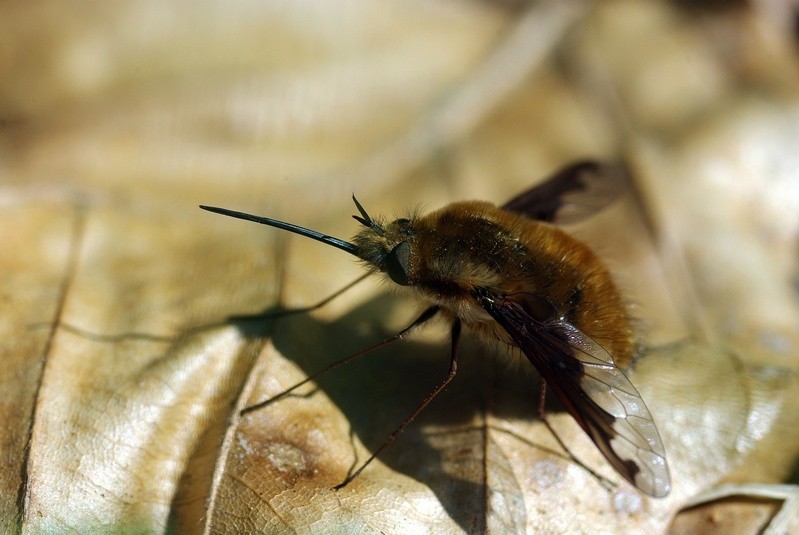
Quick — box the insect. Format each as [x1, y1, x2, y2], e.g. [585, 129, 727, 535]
[200, 161, 671, 498]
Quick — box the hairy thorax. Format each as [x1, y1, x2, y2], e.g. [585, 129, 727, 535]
[397, 201, 634, 367]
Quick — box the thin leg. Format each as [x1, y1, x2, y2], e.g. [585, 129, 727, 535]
[537, 380, 614, 491]
[241, 306, 440, 416]
[229, 273, 371, 322]
[333, 318, 462, 490]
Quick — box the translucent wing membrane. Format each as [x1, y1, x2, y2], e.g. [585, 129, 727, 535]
[501, 160, 629, 224]
[475, 289, 671, 497]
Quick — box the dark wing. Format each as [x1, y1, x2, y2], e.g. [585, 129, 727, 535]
[501, 160, 629, 224]
[475, 288, 671, 498]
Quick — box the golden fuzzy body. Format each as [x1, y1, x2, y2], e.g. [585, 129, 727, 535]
[353, 200, 634, 369]
[201, 160, 670, 497]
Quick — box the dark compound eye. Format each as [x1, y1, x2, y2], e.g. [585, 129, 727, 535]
[383, 241, 410, 286]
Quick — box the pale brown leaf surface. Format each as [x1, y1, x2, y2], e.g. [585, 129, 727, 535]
[2, 1, 799, 534]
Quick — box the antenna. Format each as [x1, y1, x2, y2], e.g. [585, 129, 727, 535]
[351, 195, 383, 234]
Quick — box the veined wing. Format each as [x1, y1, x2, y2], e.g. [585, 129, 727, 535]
[475, 288, 671, 498]
[501, 160, 629, 224]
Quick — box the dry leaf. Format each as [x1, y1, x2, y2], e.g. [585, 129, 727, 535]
[2, 1, 798, 533]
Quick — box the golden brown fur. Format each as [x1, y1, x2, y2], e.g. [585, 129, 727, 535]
[354, 200, 634, 369]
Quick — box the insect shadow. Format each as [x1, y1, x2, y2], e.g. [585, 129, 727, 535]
[232, 292, 551, 531]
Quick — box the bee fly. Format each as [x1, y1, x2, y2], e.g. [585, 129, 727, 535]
[200, 160, 671, 498]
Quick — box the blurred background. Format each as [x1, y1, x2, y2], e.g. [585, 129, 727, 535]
[2, 1, 798, 533]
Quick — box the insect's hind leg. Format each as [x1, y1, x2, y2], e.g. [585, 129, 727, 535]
[537, 380, 616, 492]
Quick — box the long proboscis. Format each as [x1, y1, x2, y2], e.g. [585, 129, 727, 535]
[199, 205, 361, 257]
